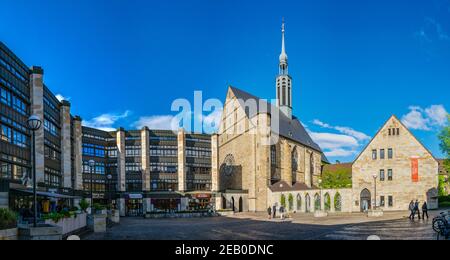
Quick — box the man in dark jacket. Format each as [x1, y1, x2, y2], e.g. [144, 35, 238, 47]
[267, 207, 272, 219]
[422, 202, 429, 219]
[272, 205, 277, 219]
[409, 201, 415, 220]
[414, 200, 421, 220]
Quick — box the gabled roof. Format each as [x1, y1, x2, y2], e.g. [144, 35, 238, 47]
[228, 86, 326, 162]
[353, 115, 438, 164]
[269, 180, 320, 192]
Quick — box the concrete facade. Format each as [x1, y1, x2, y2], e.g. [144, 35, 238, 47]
[30, 67, 45, 184]
[60, 101, 72, 188]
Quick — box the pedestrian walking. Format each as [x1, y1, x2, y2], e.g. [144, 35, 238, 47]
[409, 200, 415, 220]
[422, 202, 429, 220]
[414, 200, 421, 220]
[272, 205, 277, 219]
[280, 206, 285, 220]
[267, 207, 272, 219]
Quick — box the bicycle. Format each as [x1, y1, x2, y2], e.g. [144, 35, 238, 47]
[432, 211, 450, 240]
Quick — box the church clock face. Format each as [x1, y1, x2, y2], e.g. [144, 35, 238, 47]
[224, 154, 235, 176]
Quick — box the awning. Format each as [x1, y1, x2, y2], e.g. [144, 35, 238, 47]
[11, 188, 81, 199]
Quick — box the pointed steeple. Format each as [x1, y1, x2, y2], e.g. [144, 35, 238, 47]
[279, 18, 288, 75]
[276, 18, 292, 119]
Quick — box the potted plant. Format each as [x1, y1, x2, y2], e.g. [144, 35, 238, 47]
[0, 208, 18, 240]
[79, 198, 90, 214]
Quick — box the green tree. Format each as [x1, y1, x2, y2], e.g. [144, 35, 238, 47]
[438, 115, 450, 196]
[280, 194, 286, 208]
[288, 194, 294, 211]
[322, 166, 352, 189]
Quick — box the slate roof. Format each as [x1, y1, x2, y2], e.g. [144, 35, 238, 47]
[269, 180, 320, 192]
[229, 86, 328, 163]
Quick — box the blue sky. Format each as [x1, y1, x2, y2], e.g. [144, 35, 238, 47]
[1, 0, 449, 162]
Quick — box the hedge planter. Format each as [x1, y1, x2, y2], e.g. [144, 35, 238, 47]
[45, 213, 87, 236]
[108, 210, 120, 224]
[0, 227, 18, 240]
[87, 214, 107, 233]
[18, 225, 63, 240]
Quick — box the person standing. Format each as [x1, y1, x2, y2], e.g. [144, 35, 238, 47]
[280, 206, 285, 220]
[422, 202, 429, 220]
[409, 201, 415, 220]
[414, 200, 421, 220]
[267, 207, 272, 219]
[272, 205, 277, 219]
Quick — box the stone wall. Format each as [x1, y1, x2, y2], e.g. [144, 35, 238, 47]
[352, 116, 439, 212]
[30, 67, 45, 184]
[60, 102, 72, 188]
[268, 188, 353, 213]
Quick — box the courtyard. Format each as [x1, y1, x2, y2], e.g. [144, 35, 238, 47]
[83, 210, 445, 240]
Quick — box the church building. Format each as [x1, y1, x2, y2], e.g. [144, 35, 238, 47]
[211, 22, 333, 213]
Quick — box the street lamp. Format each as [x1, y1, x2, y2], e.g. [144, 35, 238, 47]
[88, 159, 96, 212]
[372, 174, 378, 210]
[106, 174, 113, 209]
[318, 179, 323, 211]
[27, 115, 42, 228]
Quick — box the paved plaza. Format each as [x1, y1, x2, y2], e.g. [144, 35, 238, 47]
[83, 210, 446, 240]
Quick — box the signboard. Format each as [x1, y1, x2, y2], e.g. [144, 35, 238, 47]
[127, 194, 143, 199]
[411, 158, 419, 182]
[195, 194, 211, 199]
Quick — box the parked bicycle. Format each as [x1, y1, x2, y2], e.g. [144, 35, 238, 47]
[432, 211, 450, 240]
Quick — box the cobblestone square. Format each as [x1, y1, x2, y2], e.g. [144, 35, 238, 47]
[83, 210, 444, 240]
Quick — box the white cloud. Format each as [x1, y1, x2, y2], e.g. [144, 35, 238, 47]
[83, 111, 131, 132]
[55, 94, 70, 102]
[401, 105, 448, 131]
[309, 132, 359, 150]
[133, 115, 179, 131]
[312, 119, 371, 141]
[425, 105, 448, 126]
[324, 149, 357, 157]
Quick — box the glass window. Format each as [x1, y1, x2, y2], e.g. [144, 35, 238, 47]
[0, 87, 11, 105]
[380, 149, 385, 159]
[388, 196, 393, 207]
[380, 196, 385, 207]
[388, 169, 393, 181]
[380, 169, 385, 181]
[372, 149, 377, 160]
[1, 124, 12, 142]
[388, 148, 393, 159]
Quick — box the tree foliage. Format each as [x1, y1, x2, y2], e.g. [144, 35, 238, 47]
[321, 166, 352, 189]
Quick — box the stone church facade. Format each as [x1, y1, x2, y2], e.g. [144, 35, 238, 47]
[210, 22, 439, 214]
[352, 116, 439, 211]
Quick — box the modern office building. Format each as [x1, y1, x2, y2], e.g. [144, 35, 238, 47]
[81, 126, 212, 217]
[0, 41, 83, 213]
[0, 41, 213, 217]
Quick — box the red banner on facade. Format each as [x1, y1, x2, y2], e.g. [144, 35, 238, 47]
[411, 158, 419, 182]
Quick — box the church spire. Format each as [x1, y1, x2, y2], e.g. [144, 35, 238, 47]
[279, 18, 288, 75]
[276, 18, 293, 119]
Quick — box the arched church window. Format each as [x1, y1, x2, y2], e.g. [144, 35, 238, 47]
[292, 148, 298, 184]
[271, 145, 277, 167]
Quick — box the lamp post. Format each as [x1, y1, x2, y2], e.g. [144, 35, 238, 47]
[27, 115, 42, 228]
[372, 174, 378, 210]
[318, 179, 323, 211]
[88, 159, 96, 212]
[106, 174, 112, 209]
